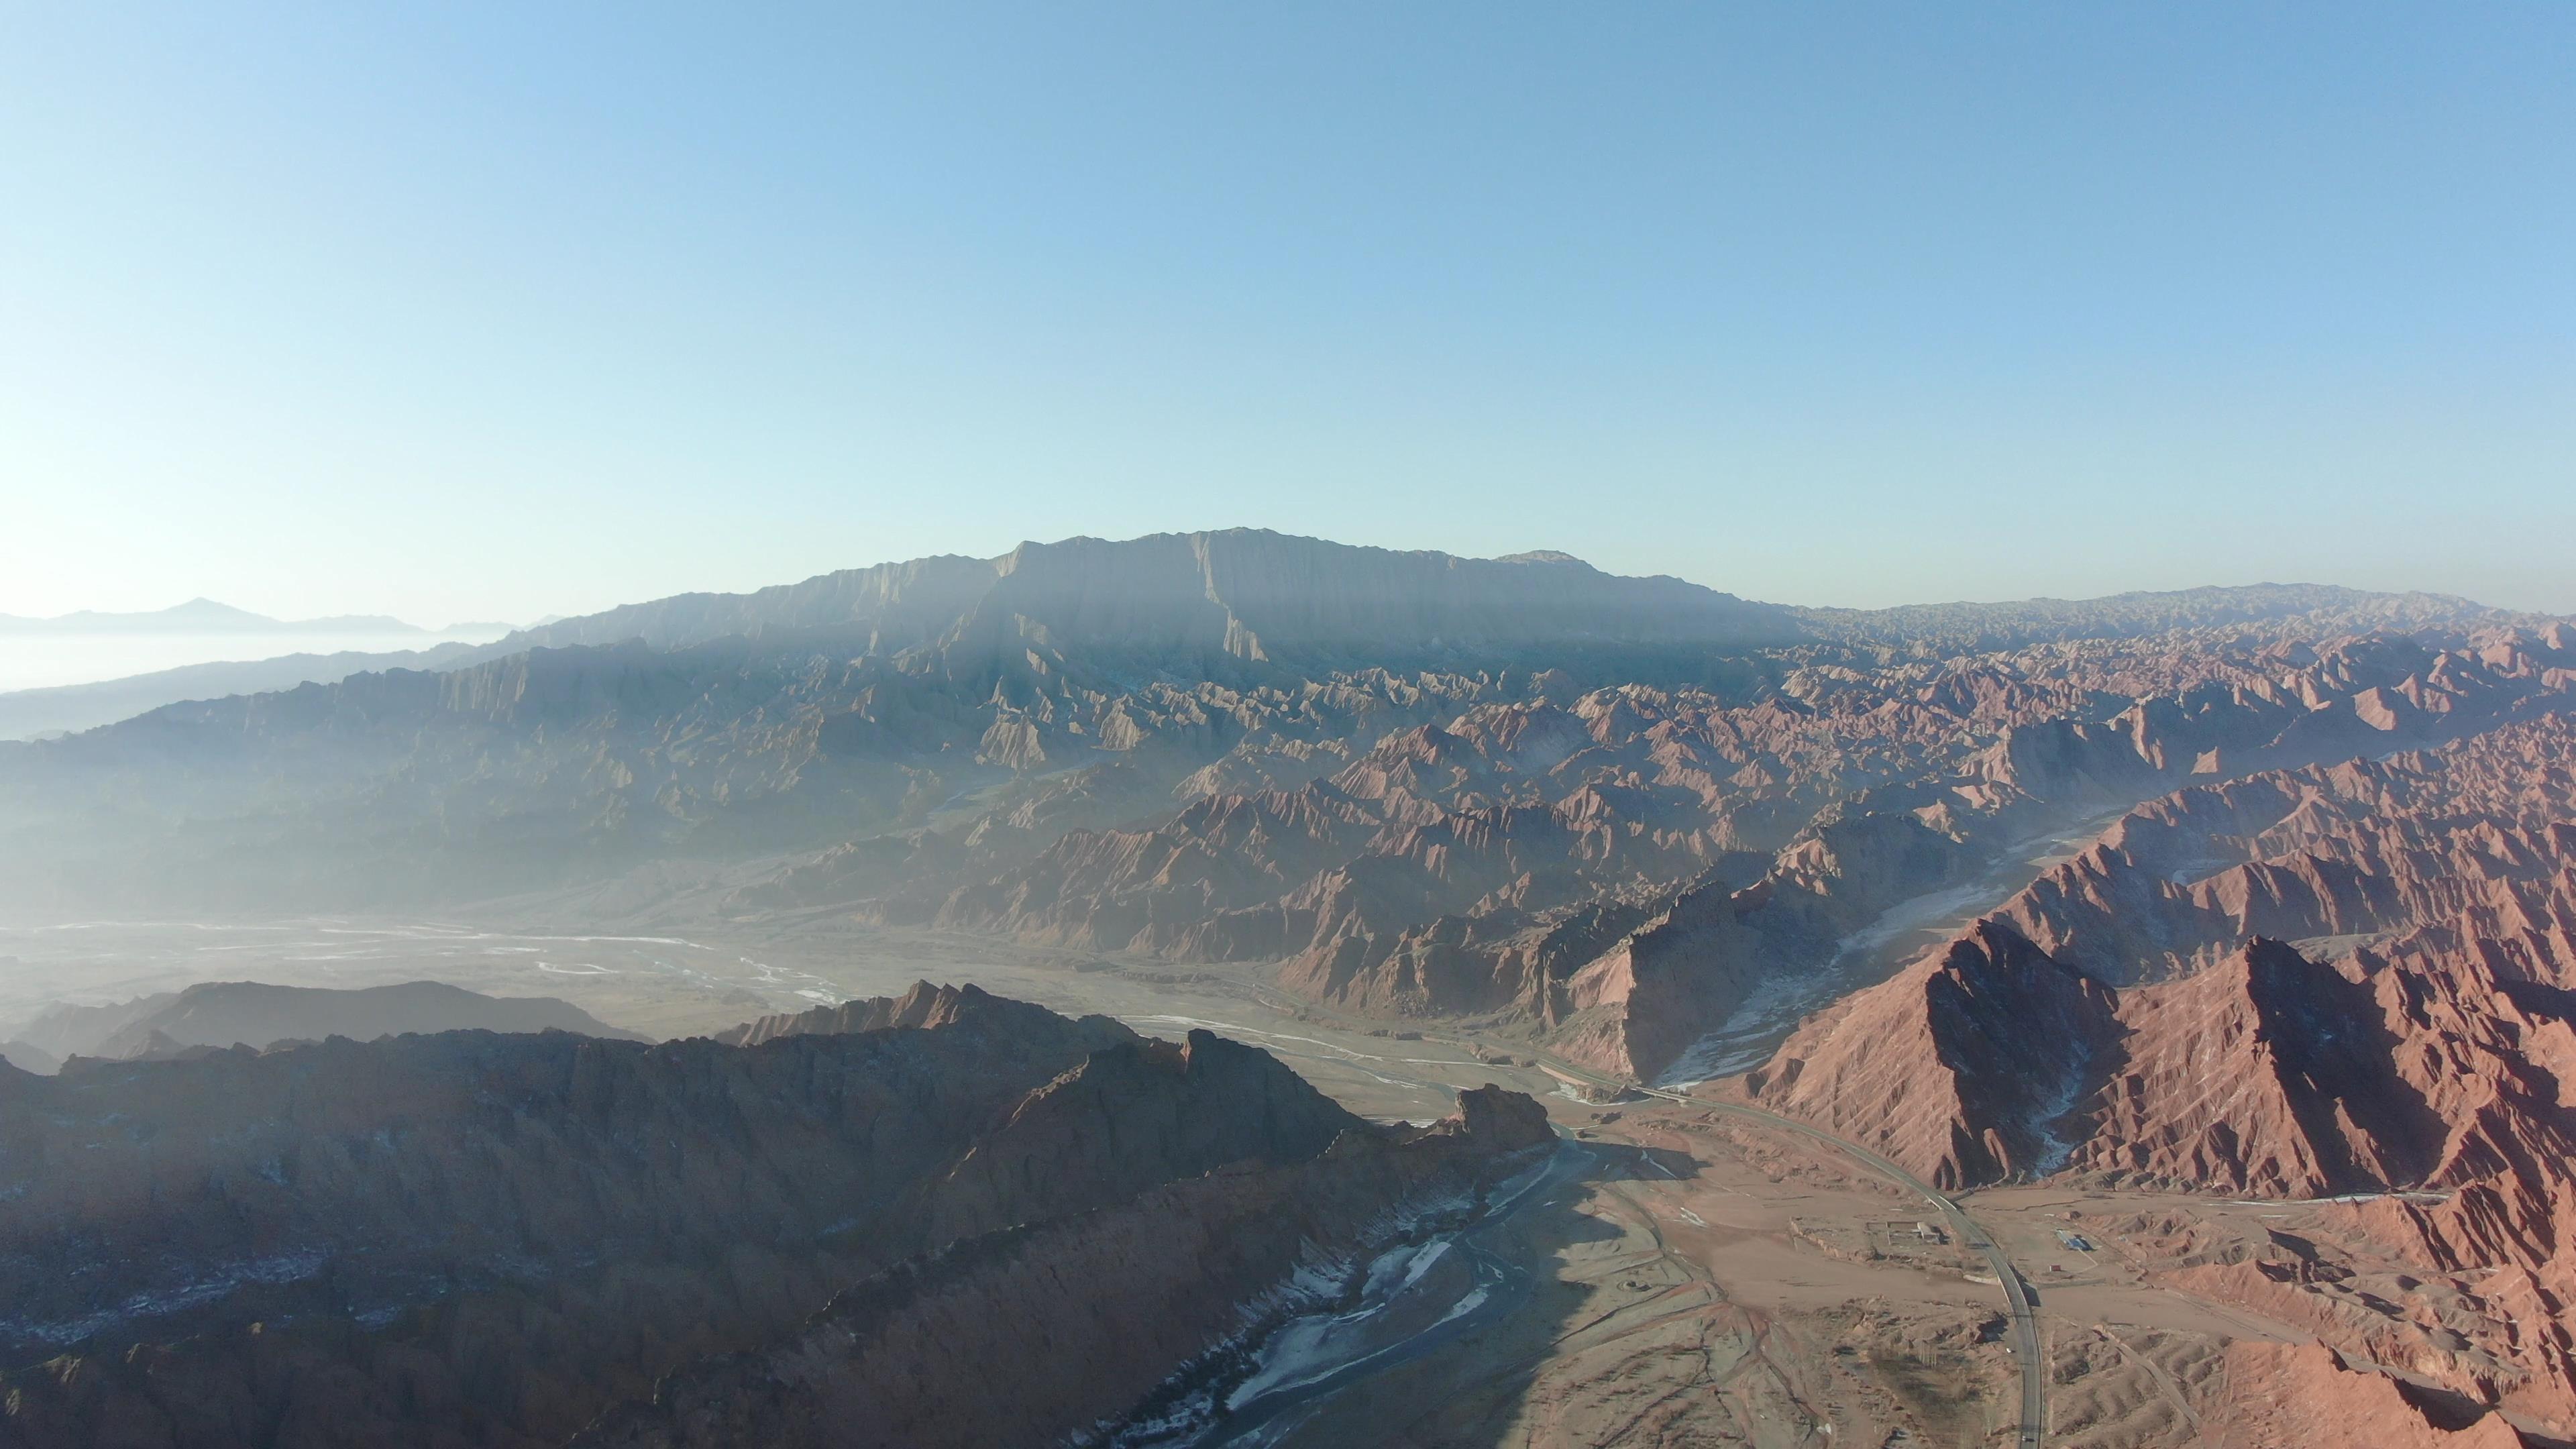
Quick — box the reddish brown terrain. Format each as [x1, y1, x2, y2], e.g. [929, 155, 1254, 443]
[8, 538, 2576, 1445]
[1741, 708, 2576, 1438]
[818, 612, 2575, 1089]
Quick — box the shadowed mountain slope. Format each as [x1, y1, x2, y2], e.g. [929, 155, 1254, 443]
[0, 983, 1546, 1449]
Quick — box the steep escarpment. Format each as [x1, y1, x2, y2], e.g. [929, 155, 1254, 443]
[1744, 920, 2118, 1189]
[1994, 712, 2576, 984]
[0, 987, 1502, 1449]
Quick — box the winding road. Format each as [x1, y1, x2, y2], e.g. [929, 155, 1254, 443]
[1544, 1061, 2049, 1448]
[1152, 985, 2049, 1444]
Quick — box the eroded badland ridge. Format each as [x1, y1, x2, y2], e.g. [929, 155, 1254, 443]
[7, 530, 2576, 1446]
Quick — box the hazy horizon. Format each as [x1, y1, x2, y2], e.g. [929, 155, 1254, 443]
[0, 518, 2534, 701]
[5, 5, 2570, 625]
[0, 521, 2544, 665]
[5, 12, 2572, 1441]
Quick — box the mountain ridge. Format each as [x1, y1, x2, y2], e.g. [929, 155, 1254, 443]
[0, 531, 2551, 918]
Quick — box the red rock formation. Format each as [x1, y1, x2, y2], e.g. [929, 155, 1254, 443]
[1740, 710, 2576, 1427]
[1746, 920, 2117, 1189]
[2197, 1340, 2526, 1448]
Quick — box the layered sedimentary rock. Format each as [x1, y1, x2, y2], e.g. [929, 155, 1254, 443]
[0, 984, 1539, 1449]
[1539, 635, 2572, 1079]
[1991, 712, 2576, 985]
[7, 540, 2566, 1104]
[1742, 919, 2118, 1186]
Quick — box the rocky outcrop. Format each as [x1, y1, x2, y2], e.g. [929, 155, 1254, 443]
[0, 989, 1479, 1449]
[1536, 641, 2573, 1080]
[916, 1028, 1359, 1244]
[894, 624, 2566, 1087]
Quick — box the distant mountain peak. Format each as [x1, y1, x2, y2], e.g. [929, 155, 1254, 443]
[491, 527, 1794, 663]
[0, 599, 423, 635]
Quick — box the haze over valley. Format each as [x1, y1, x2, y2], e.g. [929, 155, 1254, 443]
[5, 531, 2573, 1445]
[8, 4, 2571, 1444]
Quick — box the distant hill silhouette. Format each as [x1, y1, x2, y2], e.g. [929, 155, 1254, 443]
[7, 980, 641, 1070]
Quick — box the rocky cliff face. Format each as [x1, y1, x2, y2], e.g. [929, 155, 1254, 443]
[1743, 920, 2118, 1188]
[0, 986, 1541, 1449]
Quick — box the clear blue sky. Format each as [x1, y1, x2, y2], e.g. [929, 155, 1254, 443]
[3, 4, 2569, 625]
